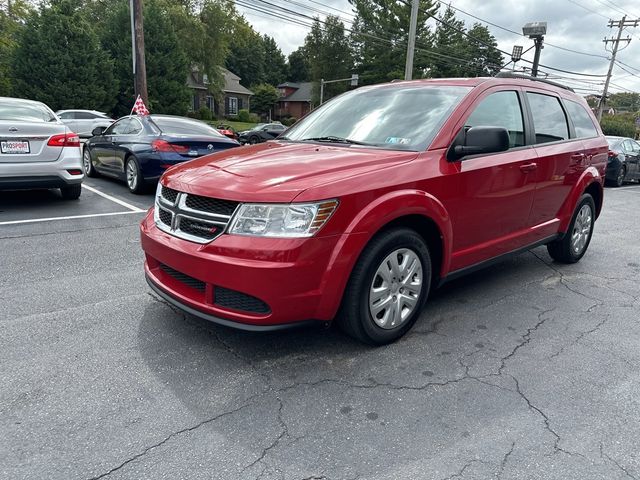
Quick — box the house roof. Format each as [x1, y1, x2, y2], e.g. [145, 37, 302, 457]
[278, 82, 313, 103]
[186, 71, 207, 91]
[186, 67, 254, 96]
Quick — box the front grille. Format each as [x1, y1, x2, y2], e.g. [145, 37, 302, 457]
[214, 286, 270, 314]
[185, 194, 238, 216]
[156, 187, 237, 244]
[161, 185, 179, 204]
[160, 264, 205, 292]
[158, 207, 172, 227]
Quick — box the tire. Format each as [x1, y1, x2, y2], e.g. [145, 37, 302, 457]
[614, 165, 626, 187]
[547, 193, 595, 264]
[60, 184, 82, 200]
[125, 156, 145, 194]
[337, 228, 432, 345]
[83, 147, 98, 177]
[249, 135, 260, 145]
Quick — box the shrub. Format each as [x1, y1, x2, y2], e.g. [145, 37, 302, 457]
[249, 113, 260, 123]
[198, 107, 213, 121]
[186, 111, 200, 119]
[600, 115, 637, 138]
[282, 117, 298, 126]
[238, 109, 251, 122]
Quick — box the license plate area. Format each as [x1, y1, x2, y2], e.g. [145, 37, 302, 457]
[1, 140, 30, 154]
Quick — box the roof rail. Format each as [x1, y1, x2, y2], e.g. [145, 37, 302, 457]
[494, 72, 574, 92]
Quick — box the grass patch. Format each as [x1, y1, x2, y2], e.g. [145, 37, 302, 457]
[207, 120, 259, 132]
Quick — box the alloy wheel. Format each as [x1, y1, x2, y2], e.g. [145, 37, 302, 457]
[571, 204, 593, 255]
[126, 159, 138, 191]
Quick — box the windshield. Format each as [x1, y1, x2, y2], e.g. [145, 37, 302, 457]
[0, 100, 57, 122]
[606, 137, 622, 149]
[151, 116, 224, 137]
[282, 84, 471, 151]
[250, 124, 267, 131]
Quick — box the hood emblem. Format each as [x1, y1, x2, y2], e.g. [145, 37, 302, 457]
[207, 144, 214, 150]
[9, 127, 18, 133]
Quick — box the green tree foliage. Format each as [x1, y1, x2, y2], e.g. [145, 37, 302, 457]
[262, 34, 288, 86]
[600, 113, 638, 138]
[430, 6, 467, 78]
[608, 93, 640, 112]
[226, 16, 265, 87]
[11, 0, 116, 111]
[463, 23, 503, 77]
[287, 47, 309, 82]
[349, 0, 437, 84]
[0, 0, 32, 95]
[251, 84, 279, 115]
[305, 16, 352, 103]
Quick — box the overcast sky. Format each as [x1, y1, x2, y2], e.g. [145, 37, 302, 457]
[235, 0, 640, 95]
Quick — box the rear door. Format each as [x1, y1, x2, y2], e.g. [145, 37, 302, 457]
[623, 140, 640, 178]
[524, 90, 580, 234]
[74, 111, 98, 137]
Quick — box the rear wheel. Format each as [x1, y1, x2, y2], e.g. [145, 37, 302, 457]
[125, 156, 145, 194]
[337, 228, 431, 345]
[60, 184, 81, 200]
[83, 148, 98, 177]
[615, 165, 626, 187]
[547, 193, 595, 263]
[249, 135, 260, 145]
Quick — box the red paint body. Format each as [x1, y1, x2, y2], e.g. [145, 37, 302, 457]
[141, 78, 607, 328]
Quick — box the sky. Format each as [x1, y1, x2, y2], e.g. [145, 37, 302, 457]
[235, 0, 640, 95]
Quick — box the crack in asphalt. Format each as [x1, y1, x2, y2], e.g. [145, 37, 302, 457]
[440, 458, 490, 479]
[85, 401, 255, 480]
[600, 442, 638, 479]
[496, 442, 515, 479]
[548, 314, 611, 359]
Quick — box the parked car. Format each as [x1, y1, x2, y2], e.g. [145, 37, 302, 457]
[141, 76, 607, 345]
[56, 109, 114, 138]
[605, 135, 640, 187]
[0, 96, 83, 199]
[238, 123, 287, 144]
[216, 124, 238, 140]
[83, 115, 239, 194]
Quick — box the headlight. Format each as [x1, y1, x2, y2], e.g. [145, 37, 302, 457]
[228, 200, 338, 237]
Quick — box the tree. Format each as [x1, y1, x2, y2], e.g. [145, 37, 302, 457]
[462, 23, 503, 77]
[349, 0, 437, 84]
[305, 16, 352, 103]
[608, 92, 640, 112]
[287, 47, 309, 82]
[251, 84, 279, 116]
[262, 34, 287, 86]
[11, 0, 116, 111]
[226, 16, 265, 87]
[430, 6, 467, 78]
[0, 0, 31, 95]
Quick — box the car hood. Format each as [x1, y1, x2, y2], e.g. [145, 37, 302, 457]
[162, 141, 419, 203]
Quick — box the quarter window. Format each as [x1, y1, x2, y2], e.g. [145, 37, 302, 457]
[465, 91, 525, 148]
[526, 92, 569, 144]
[564, 100, 598, 138]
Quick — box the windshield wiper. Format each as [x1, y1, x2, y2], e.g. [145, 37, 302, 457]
[299, 136, 376, 146]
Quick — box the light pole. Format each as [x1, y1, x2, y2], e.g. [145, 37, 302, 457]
[319, 74, 359, 105]
[522, 22, 547, 77]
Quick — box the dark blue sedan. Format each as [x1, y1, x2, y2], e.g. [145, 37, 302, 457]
[83, 115, 240, 193]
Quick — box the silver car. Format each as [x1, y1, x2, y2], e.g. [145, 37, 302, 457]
[0, 97, 84, 199]
[56, 109, 114, 138]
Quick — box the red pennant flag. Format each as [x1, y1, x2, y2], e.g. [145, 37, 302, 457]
[131, 94, 149, 116]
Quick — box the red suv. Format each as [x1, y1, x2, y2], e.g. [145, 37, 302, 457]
[141, 76, 607, 345]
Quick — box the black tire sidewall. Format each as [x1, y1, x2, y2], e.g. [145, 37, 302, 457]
[616, 165, 626, 187]
[348, 229, 432, 345]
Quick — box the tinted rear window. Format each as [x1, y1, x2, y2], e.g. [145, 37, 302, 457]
[0, 101, 56, 122]
[564, 100, 599, 138]
[152, 117, 224, 137]
[526, 92, 569, 144]
[606, 137, 622, 149]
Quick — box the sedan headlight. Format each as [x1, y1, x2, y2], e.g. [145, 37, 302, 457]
[228, 200, 339, 237]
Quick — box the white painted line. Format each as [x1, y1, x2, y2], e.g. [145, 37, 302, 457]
[0, 210, 143, 226]
[82, 184, 145, 212]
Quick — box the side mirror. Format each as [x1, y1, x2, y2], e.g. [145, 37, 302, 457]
[450, 126, 510, 160]
[92, 126, 107, 136]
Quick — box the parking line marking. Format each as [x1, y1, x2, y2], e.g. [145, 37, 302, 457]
[82, 184, 145, 212]
[0, 210, 143, 226]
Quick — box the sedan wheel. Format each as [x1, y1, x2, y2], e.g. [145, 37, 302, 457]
[249, 136, 259, 145]
[83, 148, 97, 177]
[615, 165, 626, 187]
[125, 156, 144, 194]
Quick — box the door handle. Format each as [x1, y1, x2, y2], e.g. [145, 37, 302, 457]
[571, 153, 585, 163]
[519, 163, 538, 173]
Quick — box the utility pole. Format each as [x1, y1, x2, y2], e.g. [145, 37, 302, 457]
[130, 0, 148, 105]
[404, 0, 419, 80]
[597, 16, 637, 121]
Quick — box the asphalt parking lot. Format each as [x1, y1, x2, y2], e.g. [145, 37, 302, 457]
[2, 179, 640, 480]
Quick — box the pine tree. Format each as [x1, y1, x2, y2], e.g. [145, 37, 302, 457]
[430, 6, 467, 78]
[11, 0, 116, 111]
[463, 23, 503, 77]
[287, 47, 309, 82]
[262, 35, 288, 86]
[226, 17, 265, 87]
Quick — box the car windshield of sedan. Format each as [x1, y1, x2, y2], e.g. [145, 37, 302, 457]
[250, 124, 267, 131]
[281, 84, 471, 151]
[0, 102, 57, 122]
[606, 137, 622, 149]
[151, 117, 225, 137]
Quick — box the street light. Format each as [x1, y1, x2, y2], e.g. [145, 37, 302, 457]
[522, 22, 547, 78]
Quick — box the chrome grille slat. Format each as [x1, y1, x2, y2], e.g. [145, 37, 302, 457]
[156, 186, 239, 244]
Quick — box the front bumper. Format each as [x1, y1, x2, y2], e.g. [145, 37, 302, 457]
[140, 210, 350, 329]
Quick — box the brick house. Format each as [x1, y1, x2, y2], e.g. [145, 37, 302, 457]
[276, 82, 313, 119]
[187, 67, 253, 117]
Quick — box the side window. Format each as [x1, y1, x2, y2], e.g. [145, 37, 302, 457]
[58, 112, 74, 119]
[107, 118, 131, 135]
[622, 140, 635, 153]
[632, 141, 640, 154]
[126, 119, 143, 135]
[526, 92, 569, 144]
[465, 91, 525, 148]
[564, 100, 599, 138]
[76, 112, 95, 120]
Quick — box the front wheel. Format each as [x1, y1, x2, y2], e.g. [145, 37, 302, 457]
[337, 228, 432, 345]
[249, 135, 260, 145]
[547, 193, 595, 263]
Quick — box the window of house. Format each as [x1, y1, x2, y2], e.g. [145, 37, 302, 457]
[192, 95, 200, 111]
[228, 97, 238, 115]
[465, 91, 525, 148]
[526, 92, 569, 144]
[564, 100, 598, 138]
[206, 96, 214, 111]
[203, 74, 209, 85]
